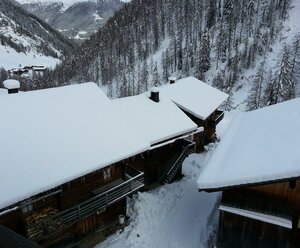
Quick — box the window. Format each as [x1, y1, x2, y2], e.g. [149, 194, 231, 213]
[22, 203, 33, 214]
[103, 167, 112, 180]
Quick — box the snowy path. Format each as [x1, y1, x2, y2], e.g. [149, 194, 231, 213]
[149, 177, 219, 248]
[96, 147, 224, 248]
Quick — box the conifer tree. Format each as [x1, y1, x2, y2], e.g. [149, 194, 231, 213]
[197, 31, 211, 80]
[246, 61, 265, 110]
[152, 62, 160, 86]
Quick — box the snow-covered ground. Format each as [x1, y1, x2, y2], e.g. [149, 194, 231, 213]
[0, 11, 61, 70]
[95, 112, 236, 248]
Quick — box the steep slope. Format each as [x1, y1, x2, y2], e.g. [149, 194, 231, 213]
[19, 0, 125, 41]
[0, 0, 75, 69]
[49, 0, 298, 104]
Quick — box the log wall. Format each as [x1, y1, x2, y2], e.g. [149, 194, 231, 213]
[217, 210, 290, 248]
[0, 162, 128, 246]
[219, 179, 300, 247]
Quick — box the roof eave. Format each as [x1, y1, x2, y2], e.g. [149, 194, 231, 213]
[198, 175, 300, 193]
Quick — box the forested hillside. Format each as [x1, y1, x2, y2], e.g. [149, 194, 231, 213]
[34, 0, 299, 110]
[0, 0, 75, 57]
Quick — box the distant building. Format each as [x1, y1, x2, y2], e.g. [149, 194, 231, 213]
[8, 65, 46, 77]
[197, 98, 300, 248]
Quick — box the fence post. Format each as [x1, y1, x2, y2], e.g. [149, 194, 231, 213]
[78, 205, 81, 220]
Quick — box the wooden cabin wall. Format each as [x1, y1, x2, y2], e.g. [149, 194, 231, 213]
[0, 162, 125, 244]
[217, 210, 290, 248]
[130, 141, 184, 185]
[222, 189, 292, 218]
[0, 210, 25, 236]
[59, 163, 124, 210]
[220, 180, 300, 247]
[193, 132, 204, 152]
[181, 109, 217, 145]
[73, 199, 126, 239]
[248, 180, 300, 247]
[247, 180, 300, 209]
[40, 199, 126, 247]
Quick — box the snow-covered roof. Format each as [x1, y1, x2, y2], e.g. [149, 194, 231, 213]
[0, 88, 7, 95]
[160, 77, 228, 120]
[0, 83, 149, 210]
[197, 98, 300, 191]
[113, 93, 197, 145]
[3, 79, 20, 89]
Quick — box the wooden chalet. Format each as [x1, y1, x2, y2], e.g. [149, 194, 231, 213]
[113, 87, 199, 186]
[0, 77, 228, 246]
[0, 83, 150, 247]
[160, 77, 229, 151]
[197, 98, 300, 248]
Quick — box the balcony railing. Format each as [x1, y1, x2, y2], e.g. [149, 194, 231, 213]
[27, 166, 144, 242]
[210, 109, 224, 125]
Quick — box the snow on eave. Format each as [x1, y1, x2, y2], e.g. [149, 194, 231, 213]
[219, 205, 292, 229]
[198, 175, 300, 192]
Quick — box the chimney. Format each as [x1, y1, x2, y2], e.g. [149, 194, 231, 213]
[168, 76, 177, 84]
[150, 87, 159, 103]
[3, 79, 20, 94]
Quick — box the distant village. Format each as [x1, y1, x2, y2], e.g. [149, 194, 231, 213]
[7, 65, 46, 77]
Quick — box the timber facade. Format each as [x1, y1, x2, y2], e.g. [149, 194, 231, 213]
[0, 139, 197, 246]
[0, 78, 228, 246]
[130, 138, 196, 187]
[0, 162, 144, 247]
[183, 109, 224, 151]
[217, 179, 300, 248]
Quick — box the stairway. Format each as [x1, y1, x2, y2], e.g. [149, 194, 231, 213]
[161, 139, 196, 184]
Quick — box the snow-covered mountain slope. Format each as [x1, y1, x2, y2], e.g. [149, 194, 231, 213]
[47, 0, 298, 109]
[0, 0, 75, 70]
[17, 0, 130, 9]
[18, 0, 125, 41]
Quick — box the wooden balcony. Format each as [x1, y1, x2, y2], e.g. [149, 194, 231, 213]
[209, 109, 224, 126]
[27, 166, 144, 242]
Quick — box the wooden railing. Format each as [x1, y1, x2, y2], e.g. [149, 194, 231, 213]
[28, 166, 144, 241]
[210, 109, 224, 125]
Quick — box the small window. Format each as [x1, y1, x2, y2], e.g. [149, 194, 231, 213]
[22, 203, 33, 214]
[103, 167, 112, 180]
